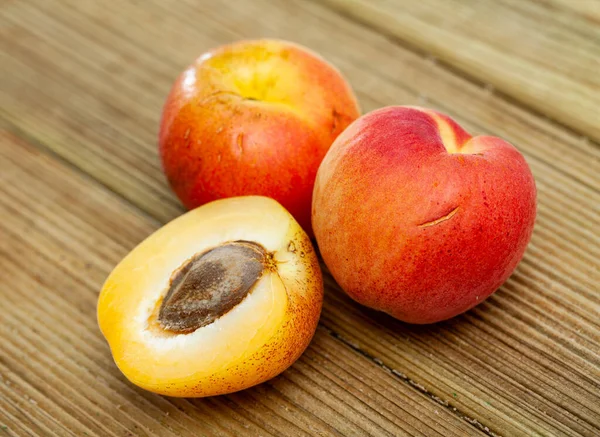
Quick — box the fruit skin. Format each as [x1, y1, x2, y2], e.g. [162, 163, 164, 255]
[98, 196, 323, 397]
[159, 39, 360, 236]
[312, 106, 536, 324]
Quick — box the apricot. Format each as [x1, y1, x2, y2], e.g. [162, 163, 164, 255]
[98, 196, 323, 397]
[159, 39, 360, 235]
[313, 106, 536, 324]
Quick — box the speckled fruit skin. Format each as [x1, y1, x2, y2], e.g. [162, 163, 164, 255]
[159, 39, 360, 236]
[312, 106, 537, 324]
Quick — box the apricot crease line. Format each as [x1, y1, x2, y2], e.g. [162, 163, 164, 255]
[418, 206, 460, 228]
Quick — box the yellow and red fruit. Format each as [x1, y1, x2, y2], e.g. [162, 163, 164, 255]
[98, 196, 323, 397]
[159, 39, 360, 235]
[313, 106, 536, 324]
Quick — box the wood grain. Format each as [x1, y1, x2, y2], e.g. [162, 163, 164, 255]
[1, 0, 599, 436]
[320, 0, 600, 142]
[2, 0, 598, 218]
[0, 131, 483, 437]
[539, 0, 600, 23]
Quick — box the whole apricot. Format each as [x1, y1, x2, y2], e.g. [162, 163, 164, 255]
[312, 106, 536, 324]
[159, 39, 360, 235]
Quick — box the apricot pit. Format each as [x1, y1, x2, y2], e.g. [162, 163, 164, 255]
[158, 241, 271, 333]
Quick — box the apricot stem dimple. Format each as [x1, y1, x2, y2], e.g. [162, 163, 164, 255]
[158, 241, 269, 333]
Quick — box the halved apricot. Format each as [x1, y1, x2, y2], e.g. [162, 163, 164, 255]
[98, 196, 323, 397]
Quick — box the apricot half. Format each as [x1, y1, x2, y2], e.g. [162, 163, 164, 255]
[98, 196, 323, 397]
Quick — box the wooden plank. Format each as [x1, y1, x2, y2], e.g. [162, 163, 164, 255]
[0, 131, 484, 437]
[1, 0, 599, 435]
[538, 0, 600, 23]
[1, 0, 598, 209]
[321, 0, 600, 142]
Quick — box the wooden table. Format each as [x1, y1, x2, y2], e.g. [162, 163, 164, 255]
[1, 1, 599, 436]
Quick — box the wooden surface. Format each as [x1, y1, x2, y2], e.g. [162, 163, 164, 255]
[1, 0, 598, 436]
